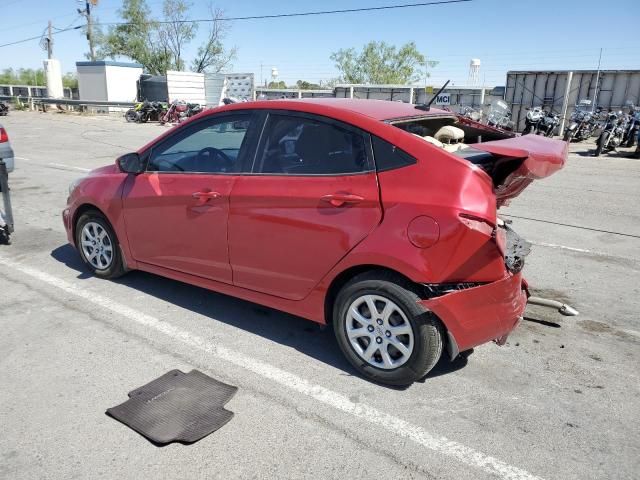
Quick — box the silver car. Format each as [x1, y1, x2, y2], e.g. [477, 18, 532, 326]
[0, 123, 14, 173]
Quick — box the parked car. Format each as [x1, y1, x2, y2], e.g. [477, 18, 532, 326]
[63, 99, 567, 386]
[0, 123, 15, 244]
[0, 124, 14, 173]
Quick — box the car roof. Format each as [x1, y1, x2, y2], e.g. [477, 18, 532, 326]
[222, 98, 452, 122]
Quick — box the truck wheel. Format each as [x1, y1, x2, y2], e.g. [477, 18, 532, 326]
[333, 272, 443, 386]
[75, 210, 126, 279]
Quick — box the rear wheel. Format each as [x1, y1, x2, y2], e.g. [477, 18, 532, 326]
[595, 131, 609, 157]
[333, 272, 443, 386]
[75, 211, 126, 279]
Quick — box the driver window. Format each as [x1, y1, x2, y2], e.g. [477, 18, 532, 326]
[148, 115, 251, 173]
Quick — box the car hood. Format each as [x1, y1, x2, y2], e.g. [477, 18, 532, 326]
[89, 163, 120, 176]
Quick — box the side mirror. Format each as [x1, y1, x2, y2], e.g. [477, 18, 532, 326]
[117, 152, 145, 174]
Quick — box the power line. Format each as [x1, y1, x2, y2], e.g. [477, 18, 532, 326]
[94, 0, 473, 26]
[0, 0, 472, 50]
[0, 26, 81, 49]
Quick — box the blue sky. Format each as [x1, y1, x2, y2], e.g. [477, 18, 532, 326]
[1, 0, 639, 87]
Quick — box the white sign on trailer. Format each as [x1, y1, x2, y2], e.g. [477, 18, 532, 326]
[435, 93, 450, 105]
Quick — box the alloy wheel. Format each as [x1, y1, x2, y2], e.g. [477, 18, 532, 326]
[344, 294, 415, 370]
[80, 221, 114, 270]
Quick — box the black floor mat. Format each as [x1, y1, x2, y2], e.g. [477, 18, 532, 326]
[107, 369, 238, 444]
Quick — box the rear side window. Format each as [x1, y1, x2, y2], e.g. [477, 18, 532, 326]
[254, 114, 369, 175]
[371, 136, 417, 172]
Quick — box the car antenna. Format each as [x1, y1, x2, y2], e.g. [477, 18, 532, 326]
[416, 80, 450, 111]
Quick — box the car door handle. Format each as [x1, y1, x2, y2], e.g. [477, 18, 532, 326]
[192, 190, 221, 204]
[320, 193, 365, 207]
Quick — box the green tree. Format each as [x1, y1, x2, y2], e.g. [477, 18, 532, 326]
[267, 81, 287, 89]
[330, 41, 432, 84]
[296, 80, 322, 90]
[62, 73, 78, 89]
[0, 68, 46, 86]
[97, 0, 170, 75]
[97, 0, 235, 75]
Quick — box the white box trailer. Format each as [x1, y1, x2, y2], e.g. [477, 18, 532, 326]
[166, 71, 206, 105]
[76, 61, 142, 104]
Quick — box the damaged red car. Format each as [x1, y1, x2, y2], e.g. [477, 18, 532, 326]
[63, 99, 566, 386]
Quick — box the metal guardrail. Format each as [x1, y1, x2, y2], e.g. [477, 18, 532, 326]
[0, 95, 136, 109]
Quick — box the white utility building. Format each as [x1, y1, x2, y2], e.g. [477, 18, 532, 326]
[76, 61, 143, 103]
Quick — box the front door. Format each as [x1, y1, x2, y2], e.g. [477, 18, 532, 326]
[122, 113, 255, 283]
[228, 112, 382, 300]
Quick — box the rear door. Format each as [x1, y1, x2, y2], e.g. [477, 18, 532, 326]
[122, 112, 257, 283]
[228, 111, 382, 300]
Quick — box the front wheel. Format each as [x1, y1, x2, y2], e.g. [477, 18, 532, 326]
[125, 109, 137, 123]
[563, 129, 574, 142]
[522, 124, 533, 135]
[75, 210, 126, 279]
[595, 131, 609, 157]
[333, 272, 443, 386]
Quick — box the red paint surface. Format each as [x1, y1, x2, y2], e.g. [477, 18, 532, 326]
[64, 99, 566, 352]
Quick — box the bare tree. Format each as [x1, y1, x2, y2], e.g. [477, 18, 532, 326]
[159, 0, 197, 71]
[192, 7, 237, 73]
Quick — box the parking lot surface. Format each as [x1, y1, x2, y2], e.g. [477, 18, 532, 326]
[1, 111, 639, 480]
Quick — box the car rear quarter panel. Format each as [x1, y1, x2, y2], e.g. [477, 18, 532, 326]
[318, 136, 505, 285]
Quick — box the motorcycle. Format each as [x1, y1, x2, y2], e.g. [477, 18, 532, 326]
[594, 110, 627, 156]
[459, 105, 483, 122]
[0, 101, 8, 116]
[537, 110, 560, 137]
[160, 100, 203, 124]
[522, 106, 544, 135]
[125, 100, 166, 123]
[486, 100, 514, 131]
[186, 103, 203, 117]
[621, 102, 640, 148]
[563, 99, 599, 142]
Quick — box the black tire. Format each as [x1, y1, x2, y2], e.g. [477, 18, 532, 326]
[595, 131, 609, 157]
[75, 210, 126, 279]
[563, 129, 574, 142]
[125, 109, 137, 123]
[624, 132, 636, 148]
[522, 124, 532, 135]
[333, 271, 444, 386]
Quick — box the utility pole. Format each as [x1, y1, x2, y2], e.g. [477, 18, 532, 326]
[592, 48, 603, 108]
[47, 20, 53, 59]
[79, 0, 98, 61]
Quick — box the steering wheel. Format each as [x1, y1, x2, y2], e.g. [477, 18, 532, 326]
[155, 158, 185, 172]
[196, 147, 233, 173]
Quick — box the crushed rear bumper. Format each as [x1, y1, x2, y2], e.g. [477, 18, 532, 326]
[420, 272, 527, 353]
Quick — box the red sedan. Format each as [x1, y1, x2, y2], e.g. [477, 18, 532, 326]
[63, 99, 566, 386]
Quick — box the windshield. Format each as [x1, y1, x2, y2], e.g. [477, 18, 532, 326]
[489, 100, 509, 114]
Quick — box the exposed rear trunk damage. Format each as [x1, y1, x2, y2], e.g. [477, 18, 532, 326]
[391, 114, 568, 206]
[468, 135, 567, 205]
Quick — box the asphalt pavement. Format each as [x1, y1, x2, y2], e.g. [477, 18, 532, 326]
[1, 111, 638, 480]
